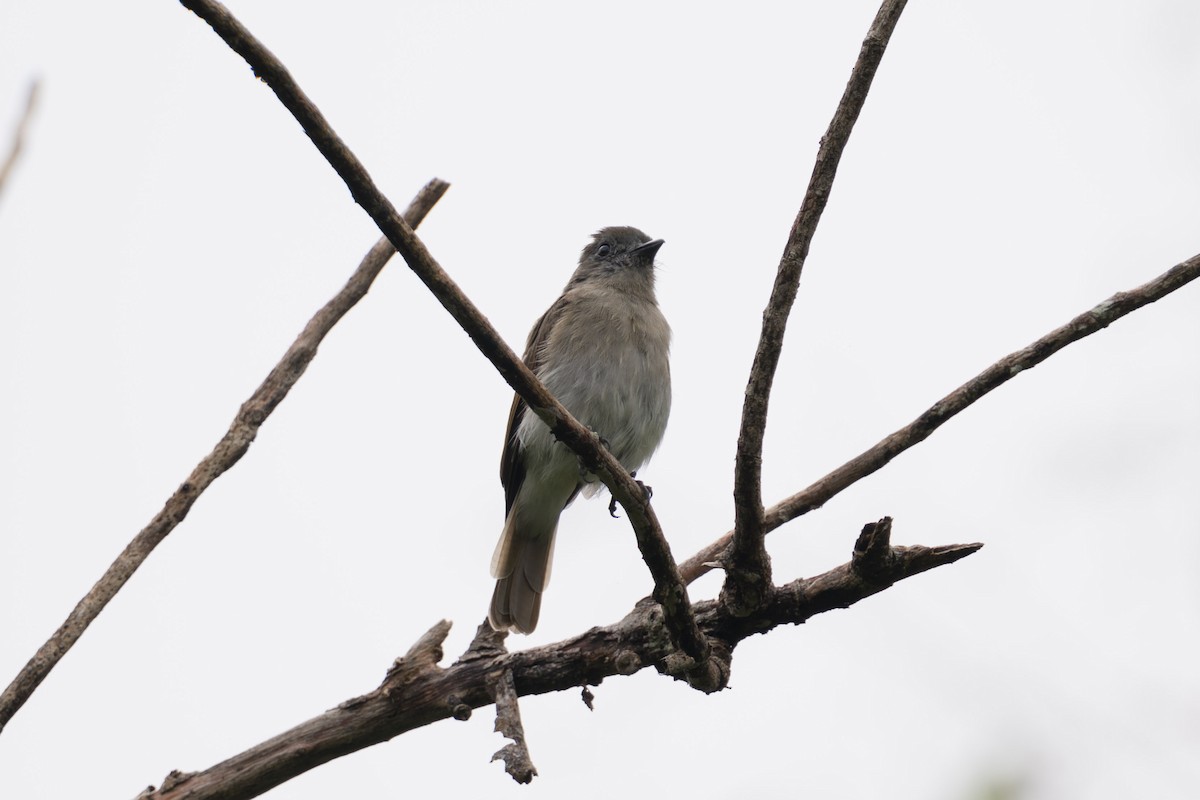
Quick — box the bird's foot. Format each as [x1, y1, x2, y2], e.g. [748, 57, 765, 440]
[608, 472, 652, 518]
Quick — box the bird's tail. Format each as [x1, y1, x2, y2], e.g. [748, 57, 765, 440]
[488, 508, 558, 634]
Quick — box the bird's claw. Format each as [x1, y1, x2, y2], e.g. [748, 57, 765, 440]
[607, 473, 652, 518]
[629, 470, 653, 501]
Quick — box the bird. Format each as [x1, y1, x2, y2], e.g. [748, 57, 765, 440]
[488, 226, 672, 634]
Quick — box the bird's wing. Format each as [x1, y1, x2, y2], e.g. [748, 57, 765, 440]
[500, 295, 571, 515]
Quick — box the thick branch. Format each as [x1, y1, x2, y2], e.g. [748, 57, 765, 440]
[0, 180, 449, 736]
[0, 78, 40, 205]
[726, 0, 909, 614]
[137, 527, 980, 800]
[177, 0, 708, 667]
[683, 250, 1200, 584]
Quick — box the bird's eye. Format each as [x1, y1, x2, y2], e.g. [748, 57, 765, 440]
[596, 243, 612, 258]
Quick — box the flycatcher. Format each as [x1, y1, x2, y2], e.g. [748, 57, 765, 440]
[488, 226, 672, 634]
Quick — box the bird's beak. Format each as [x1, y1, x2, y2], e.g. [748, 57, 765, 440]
[632, 239, 665, 260]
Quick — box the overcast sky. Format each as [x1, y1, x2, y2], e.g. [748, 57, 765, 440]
[2, 2, 1199, 798]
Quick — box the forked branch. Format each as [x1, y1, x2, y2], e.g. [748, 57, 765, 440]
[135, 524, 979, 800]
[726, 0, 910, 615]
[683, 250, 1200, 584]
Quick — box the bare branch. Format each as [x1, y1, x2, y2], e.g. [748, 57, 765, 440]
[726, 0, 909, 615]
[136, 525, 980, 800]
[0, 78, 40, 206]
[0, 179, 450, 736]
[490, 669, 538, 784]
[177, 0, 709, 670]
[683, 250, 1200, 584]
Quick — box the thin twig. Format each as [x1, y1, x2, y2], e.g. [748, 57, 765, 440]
[135, 529, 979, 800]
[177, 0, 709, 668]
[726, 0, 909, 615]
[0, 78, 40, 206]
[0, 179, 450, 736]
[683, 250, 1200, 584]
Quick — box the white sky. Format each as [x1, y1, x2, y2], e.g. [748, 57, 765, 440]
[2, 2, 1198, 798]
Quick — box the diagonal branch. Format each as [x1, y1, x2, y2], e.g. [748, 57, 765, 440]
[0, 179, 449, 737]
[684, 250, 1200, 584]
[726, 0, 910, 615]
[177, 0, 710, 671]
[0, 77, 40, 206]
[135, 525, 980, 800]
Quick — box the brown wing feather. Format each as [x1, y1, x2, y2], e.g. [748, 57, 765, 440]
[500, 296, 571, 515]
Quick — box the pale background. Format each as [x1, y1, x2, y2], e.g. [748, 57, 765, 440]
[2, 2, 1198, 798]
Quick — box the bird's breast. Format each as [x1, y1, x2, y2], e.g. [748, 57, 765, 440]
[532, 295, 671, 471]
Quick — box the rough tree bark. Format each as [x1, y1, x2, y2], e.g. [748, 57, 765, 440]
[133, 520, 979, 800]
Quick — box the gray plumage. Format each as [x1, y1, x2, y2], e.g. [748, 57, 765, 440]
[488, 227, 672, 634]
